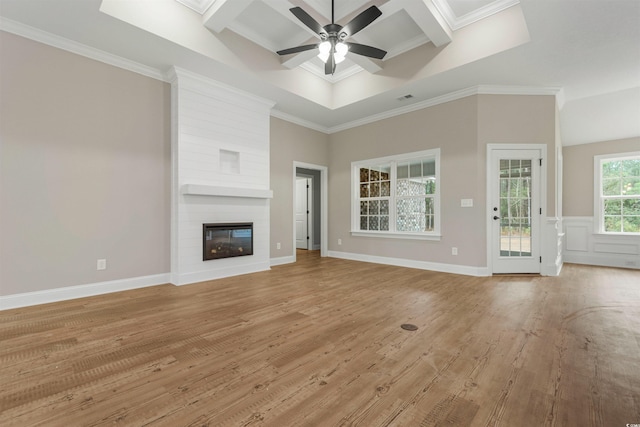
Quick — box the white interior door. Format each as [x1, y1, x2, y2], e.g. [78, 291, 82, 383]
[295, 177, 310, 249]
[490, 149, 542, 273]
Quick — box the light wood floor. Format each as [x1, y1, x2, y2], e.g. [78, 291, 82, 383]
[1, 252, 639, 426]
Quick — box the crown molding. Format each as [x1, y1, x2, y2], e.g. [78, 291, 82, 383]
[327, 85, 564, 134]
[270, 85, 564, 134]
[0, 17, 166, 82]
[328, 86, 476, 133]
[271, 109, 330, 134]
[1, 16, 564, 137]
[433, 0, 520, 31]
[299, 62, 364, 83]
[168, 66, 276, 110]
[476, 85, 563, 96]
[174, 0, 216, 15]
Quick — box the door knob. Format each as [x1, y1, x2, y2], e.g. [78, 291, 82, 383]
[493, 216, 500, 220]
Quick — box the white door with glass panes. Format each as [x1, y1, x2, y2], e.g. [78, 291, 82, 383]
[490, 149, 542, 274]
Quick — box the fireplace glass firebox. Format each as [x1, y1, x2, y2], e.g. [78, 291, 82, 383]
[203, 223, 253, 261]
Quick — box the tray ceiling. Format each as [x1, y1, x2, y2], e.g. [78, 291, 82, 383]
[176, 0, 517, 81]
[0, 0, 638, 144]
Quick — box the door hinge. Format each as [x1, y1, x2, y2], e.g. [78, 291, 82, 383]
[539, 158, 542, 166]
[307, 236, 309, 240]
[307, 210, 309, 214]
[307, 184, 310, 188]
[539, 256, 542, 263]
[539, 208, 542, 215]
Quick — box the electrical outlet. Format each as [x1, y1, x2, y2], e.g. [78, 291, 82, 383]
[97, 259, 107, 270]
[277, 242, 281, 250]
[338, 238, 342, 245]
[452, 247, 458, 256]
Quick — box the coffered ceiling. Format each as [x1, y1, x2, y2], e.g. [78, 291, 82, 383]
[0, 0, 639, 145]
[172, 0, 515, 82]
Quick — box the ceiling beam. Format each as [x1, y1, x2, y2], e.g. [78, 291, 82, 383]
[404, 0, 452, 47]
[347, 53, 383, 74]
[281, 49, 319, 69]
[203, 0, 254, 33]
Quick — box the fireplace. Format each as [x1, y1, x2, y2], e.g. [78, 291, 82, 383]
[203, 223, 253, 261]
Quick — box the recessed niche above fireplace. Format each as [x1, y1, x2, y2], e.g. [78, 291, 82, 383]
[203, 223, 253, 261]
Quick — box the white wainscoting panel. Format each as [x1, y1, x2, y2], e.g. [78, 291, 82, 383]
[566, 224, 589, 252]
[563, 217, 640, 269]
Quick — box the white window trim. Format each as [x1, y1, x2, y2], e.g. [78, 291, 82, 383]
[593, 151, 640, 235]
[351, 148, 441, 240]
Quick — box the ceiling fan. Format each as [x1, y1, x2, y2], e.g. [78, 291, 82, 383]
[276, 0, 387, 75]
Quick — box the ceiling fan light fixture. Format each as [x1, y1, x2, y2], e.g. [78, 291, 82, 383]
[318, 41, 331, 63]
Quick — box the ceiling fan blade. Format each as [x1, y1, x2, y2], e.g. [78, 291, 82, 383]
[341, 6, 382, 38]
[345, 42, 387, 60]
[325, 54, 335, 75]
[277, 44, 319, 56]
[290, 7, 327, 37]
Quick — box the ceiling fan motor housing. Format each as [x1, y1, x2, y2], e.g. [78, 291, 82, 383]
[323, 23, 346, 41]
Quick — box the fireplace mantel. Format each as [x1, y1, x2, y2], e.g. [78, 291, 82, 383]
[181, 184, 273, 199]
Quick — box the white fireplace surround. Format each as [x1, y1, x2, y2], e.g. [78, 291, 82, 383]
[168, 67, 275, 286]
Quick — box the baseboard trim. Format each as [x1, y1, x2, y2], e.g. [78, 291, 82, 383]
[328, 251, 490, 277]
[564, 254, 639, 270]
[271, 255, 296, 266]
[0, 273, 170, 311]
[172, 262, 271, 286]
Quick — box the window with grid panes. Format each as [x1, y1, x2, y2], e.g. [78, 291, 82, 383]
[594, 152, 640, 234]
[352, 149, 440, 239]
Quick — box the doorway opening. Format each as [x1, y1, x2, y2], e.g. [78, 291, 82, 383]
[293, 162, 328, 261]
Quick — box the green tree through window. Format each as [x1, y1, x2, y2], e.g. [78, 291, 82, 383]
[600, 155, 640, 233]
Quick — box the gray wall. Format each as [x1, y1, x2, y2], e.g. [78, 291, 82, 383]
[0, 32, 171, 296]
[328, 94, 557, 268]
[563, 136, 640, 216]
[478, 94, 558, 216]
[269, 117, 329, 258]
[0, 30, 582, 300]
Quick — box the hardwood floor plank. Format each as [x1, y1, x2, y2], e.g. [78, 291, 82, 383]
[1, 256, 639, 426]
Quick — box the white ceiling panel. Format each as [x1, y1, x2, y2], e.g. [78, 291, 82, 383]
[232, 1, 306, 52]
[355, 8, 427, 53]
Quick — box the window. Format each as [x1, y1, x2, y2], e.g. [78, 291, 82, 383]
[594, 152, 640, 234]
[352, 149, 440, 239]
